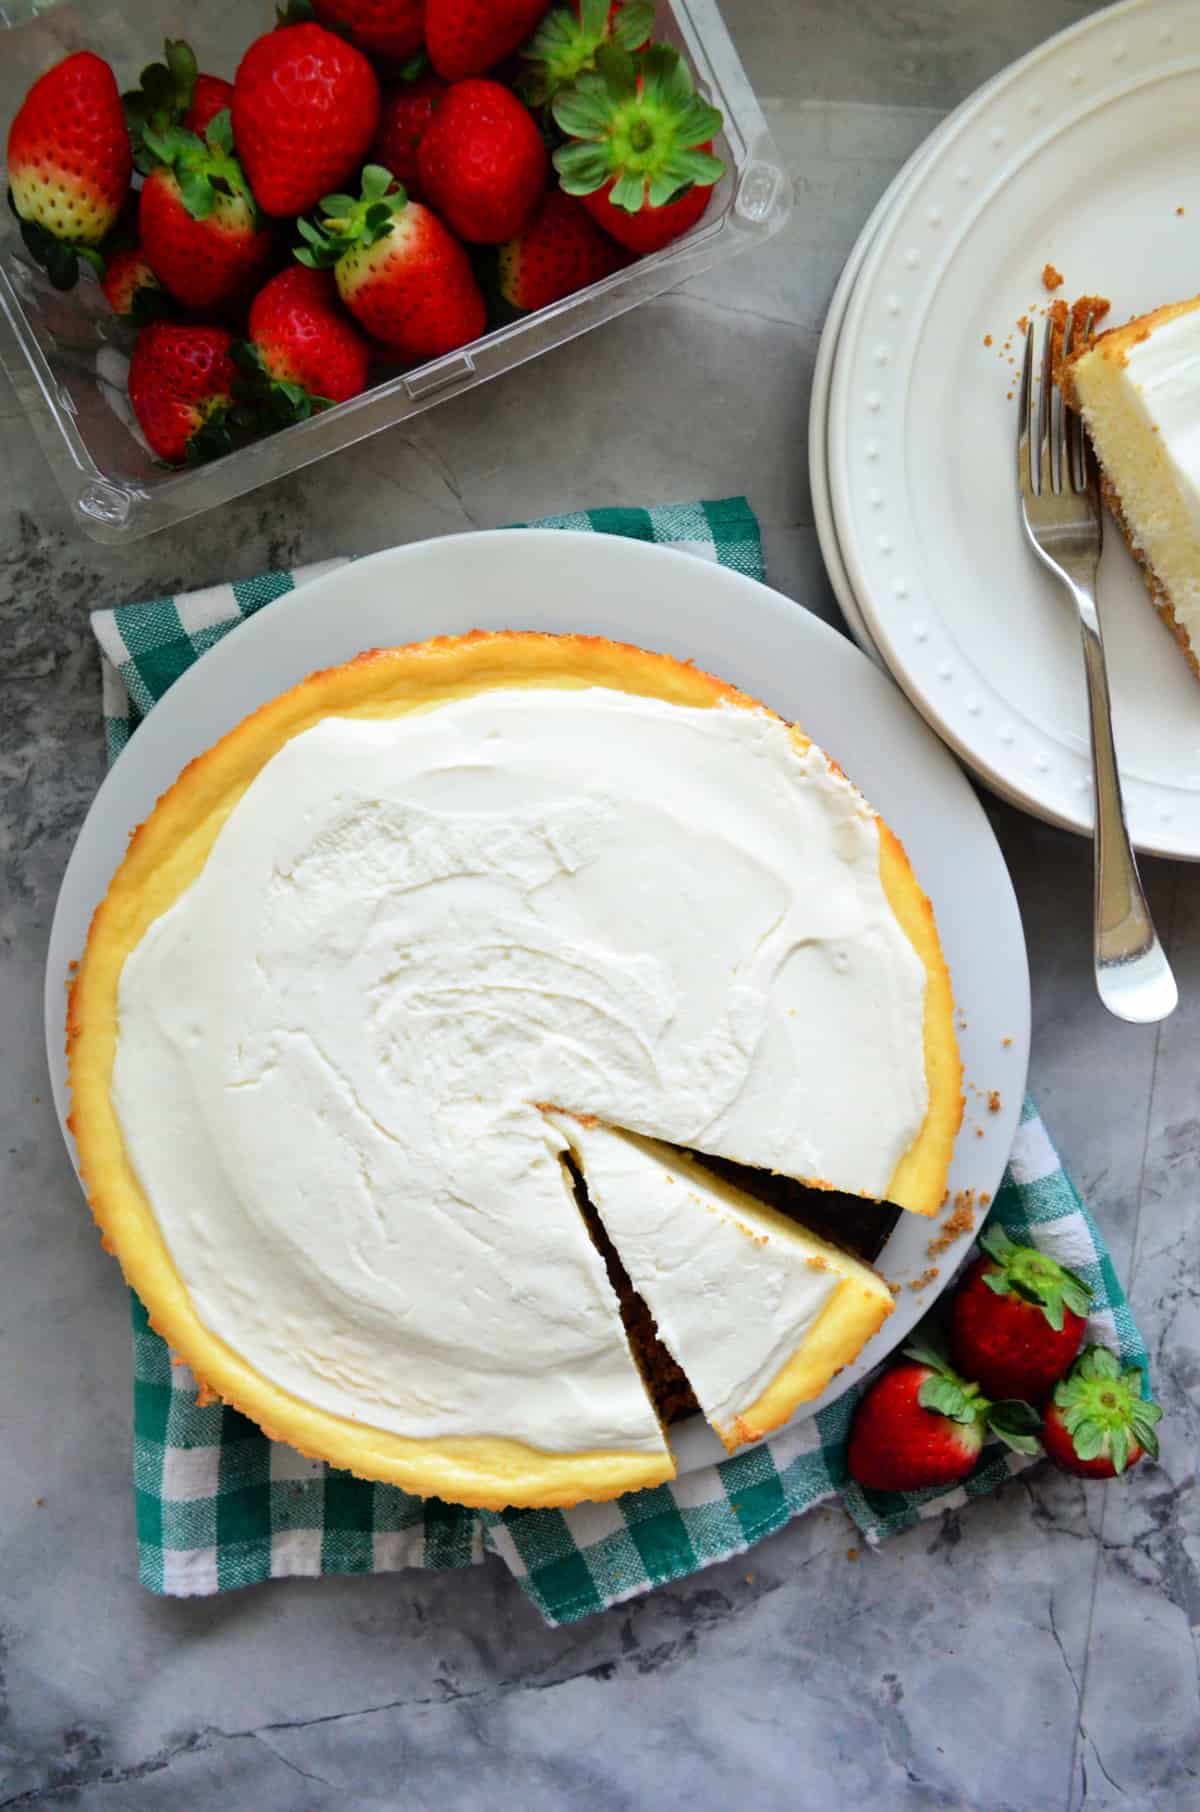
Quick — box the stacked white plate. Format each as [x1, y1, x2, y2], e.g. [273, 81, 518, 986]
[811, 0, 1200, 861]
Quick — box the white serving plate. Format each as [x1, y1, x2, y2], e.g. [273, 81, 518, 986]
[829, 0, 1200, 859]
[45, 531, 1029, 1476]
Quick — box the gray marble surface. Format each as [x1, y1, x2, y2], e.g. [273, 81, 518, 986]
[2, 2, 1197, 1807]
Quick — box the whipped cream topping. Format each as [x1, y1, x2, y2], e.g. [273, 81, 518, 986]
[1075, 307, 1200, 654]
[547, 1115, 847, 1436]
[111, 686, 928, 1451]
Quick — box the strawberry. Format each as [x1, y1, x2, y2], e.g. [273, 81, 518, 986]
[100, 245, 169, 325]
[122, 40, 232, 171]
[552, 44, 724, 253]
[236, 266, 370, 423]
[1042, 1346, 1163, 1479]
[7, 51, 131, 288]
[417, 79, 546, 243]
[185, 75, 237, 139]
[846, 1340, 1042, 1493]
[296, 164, 486, 362]
[128, 321, 240, 465]
[949, 1224, 1092, 1404]
[518, 0, 654, 108]
[498, 188, 628, 310]
[312, 0, 425, 64]
[232, 23, 381, 219]
[426, 0, 549, 82]
[372, 69, 447, 198]
[138, 113, 275, 313]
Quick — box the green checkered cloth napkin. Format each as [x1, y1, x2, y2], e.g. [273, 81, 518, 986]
[90, 498, 1150, 1623]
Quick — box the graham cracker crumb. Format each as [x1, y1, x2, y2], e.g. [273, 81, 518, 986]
[35, 1497, 45, 1507]
[928, 1196, 977, 1257]
[1177, 206, 1185, 216]
[975, 1127, 984, 1139]
[909, 1266, 940, 1292]
[988, 1089, 1002, 1113]
[846, 1547, 859, 1562]
[984, 333, 993, 346]
[1002, 1036, 1012, 1048]
[1042, 262, 1064, 292]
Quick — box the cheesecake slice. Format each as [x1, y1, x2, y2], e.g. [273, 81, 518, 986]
[1064, 295, 1200, 680]
[547, 1113, 896, 1452]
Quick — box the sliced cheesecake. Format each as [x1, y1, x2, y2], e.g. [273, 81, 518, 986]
[67, 631, 961, 1508]
[547, 1113, 895, 1451]
[1064, 295, 1200, 680]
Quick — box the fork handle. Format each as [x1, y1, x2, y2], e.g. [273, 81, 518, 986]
[1072, 591, 1178, 1023]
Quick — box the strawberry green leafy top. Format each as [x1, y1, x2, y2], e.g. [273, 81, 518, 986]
[552, 45, 724, 213]
[1052, 1345, 1162, 1475]
[519, 0, 656, 108]
[978, 1223, 1092, 1332]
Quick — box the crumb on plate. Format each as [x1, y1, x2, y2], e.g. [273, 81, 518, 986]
[928, 1196, 977, 1257]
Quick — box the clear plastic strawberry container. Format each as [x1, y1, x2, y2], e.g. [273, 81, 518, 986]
[0, 0, 790, 543]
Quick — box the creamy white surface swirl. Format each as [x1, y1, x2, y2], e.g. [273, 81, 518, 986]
[111, 687, 928, 1451]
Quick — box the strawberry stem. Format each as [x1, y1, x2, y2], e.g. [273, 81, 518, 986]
[1052, 1346, 1162, 1472]
[552, 44, 725, 213]
[295, 167, 409, 270]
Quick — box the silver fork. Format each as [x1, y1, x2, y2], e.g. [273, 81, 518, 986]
[1017, 313, 1177, 1024]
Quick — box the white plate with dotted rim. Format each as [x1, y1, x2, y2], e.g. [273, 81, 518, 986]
[45, 531, 1030, 1477]
[829, 0, 1200, 859]
[810, 49, 1027, 666]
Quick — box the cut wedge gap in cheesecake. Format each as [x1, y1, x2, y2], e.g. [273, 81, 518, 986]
[560, 1149, 702, 1426]
[1062, 295, 1200, 683]
[546, 1112, 896, 1453]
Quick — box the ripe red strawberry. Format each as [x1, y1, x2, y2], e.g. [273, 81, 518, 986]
[122, 40, 231, 169]
[185, 75, 236, 138]
[498, 188, 628, 310]
[372, 70, 448, 198]
[139, 114, 275, 313]
[101, 245, 168, 325]
[296, 165, 486, 362]
[417, 79, 546, 244]
[239, 266, 371, 420]
[233, 24, 381, 219]
[846, 1340, 1042, 1493]
[1042, 1346, 1162, 1479]
[7, 51, 131, 287]
[426, 0, 549, 82]
[552, 44, 724, 253]
[312, 0, 425, 64]
[577, 170, 711, 254]
[949, 1225, 1091, 1404]
[128, 321, 238, 465]
[518, 0, 654, 107]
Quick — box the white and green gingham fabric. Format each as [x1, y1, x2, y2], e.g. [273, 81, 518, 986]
[90, 498, 1151, 1625]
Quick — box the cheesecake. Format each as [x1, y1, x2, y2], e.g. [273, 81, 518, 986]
[1063, 295, 1200, 680]
[547, 1113, 896, 1451]
[67, 631, 962, 1508]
